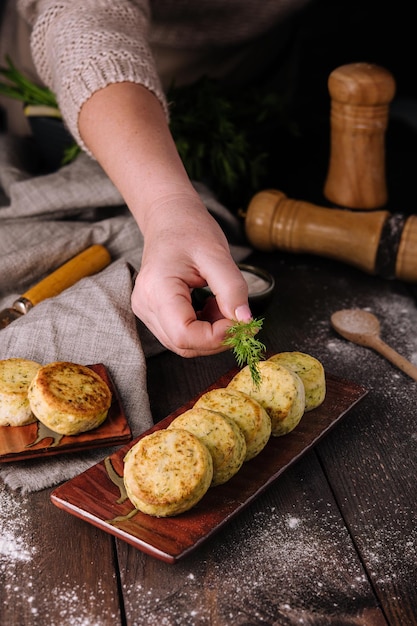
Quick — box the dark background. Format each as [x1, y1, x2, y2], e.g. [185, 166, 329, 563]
[1, 0, 415, 213]
[264, 0, 417, 213]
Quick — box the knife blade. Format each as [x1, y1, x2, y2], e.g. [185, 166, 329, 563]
[0, 244, 111, 329]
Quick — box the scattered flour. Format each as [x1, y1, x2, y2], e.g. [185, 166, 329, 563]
[0, 489, 36, 569]
[296, 291, 417, 408]
[0, 488, 118, 625]
[124, 502, 372, 625]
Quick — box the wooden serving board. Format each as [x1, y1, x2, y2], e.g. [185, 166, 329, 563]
[51, 370, 367, 563]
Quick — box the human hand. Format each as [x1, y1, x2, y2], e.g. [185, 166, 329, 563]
[131, 199, 252, 357]
[78, 82, 251, 356]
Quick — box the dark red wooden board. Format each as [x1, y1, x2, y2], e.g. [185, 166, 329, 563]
[0, 364, 132, 462]
[51, 371, 367, 563]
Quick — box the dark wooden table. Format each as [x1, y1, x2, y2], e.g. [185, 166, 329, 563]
[1, 246, 417, 625]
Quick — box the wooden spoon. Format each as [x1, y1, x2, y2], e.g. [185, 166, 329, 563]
[331, 308, 417, 382]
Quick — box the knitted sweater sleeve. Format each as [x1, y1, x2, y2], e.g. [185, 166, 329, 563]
[17, 0, 168, 150]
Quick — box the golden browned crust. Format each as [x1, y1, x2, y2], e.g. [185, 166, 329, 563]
[123, 428, 213, 517]
[268, 352, 326, 411]
[28, 361, 112, 435]
[194, 387, 271, 461]
[227, 360, 305, 437]
[168, 407, 247, 486]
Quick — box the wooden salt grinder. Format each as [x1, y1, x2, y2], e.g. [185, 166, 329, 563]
[323, 63, 396, 209]
[244, 189, 417, 282]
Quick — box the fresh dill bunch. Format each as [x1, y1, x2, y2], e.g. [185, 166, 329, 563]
[0, 56, 81, 166]
[167, 76, 291, 206]
[0, 55, 58, 106]
[223, 318, 266, 387]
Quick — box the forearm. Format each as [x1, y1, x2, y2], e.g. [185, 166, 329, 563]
[78, 81, 205, 233]
[78, 80, 250, 356]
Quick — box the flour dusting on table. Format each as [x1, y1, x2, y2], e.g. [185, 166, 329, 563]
[125, 501, 371, 624]
[0, 488, 118, 625]
[0, 490, 36, 567]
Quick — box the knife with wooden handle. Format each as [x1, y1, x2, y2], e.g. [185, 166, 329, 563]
[0, 244, 111, 329]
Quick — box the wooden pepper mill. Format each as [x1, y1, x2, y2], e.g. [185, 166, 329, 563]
[245, 189, 417, 282]
[323, 63, 396, 209]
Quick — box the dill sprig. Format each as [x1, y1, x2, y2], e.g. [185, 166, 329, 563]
[223, 318, 265, 387]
